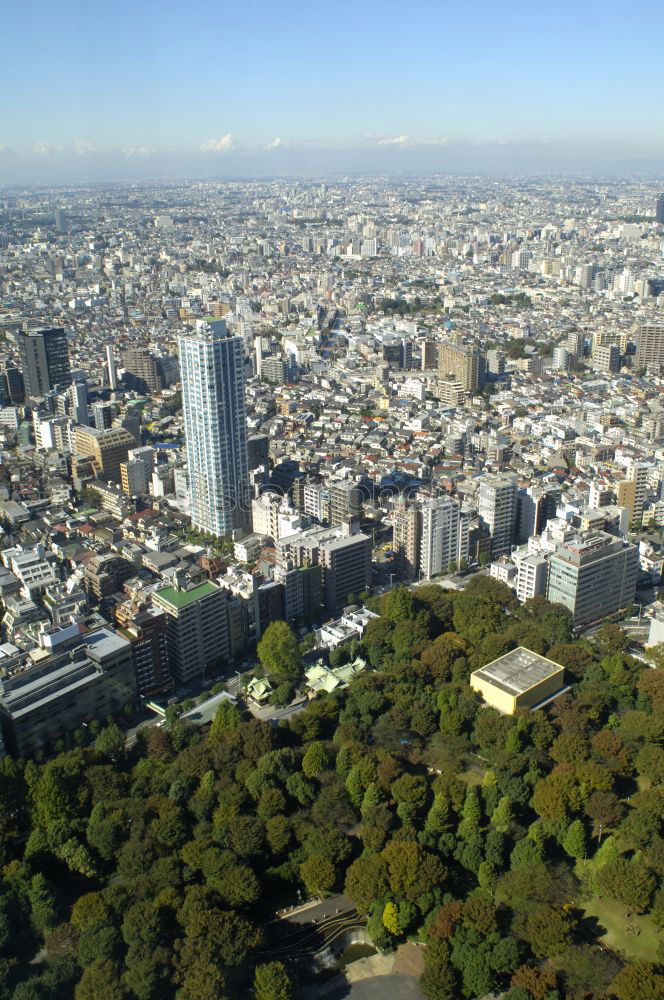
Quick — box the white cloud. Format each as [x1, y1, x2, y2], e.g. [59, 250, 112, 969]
[122, 145, 159, 158]
[200, 133, 238, 153]
[0, 145, 15, 157]
[374, 134, 448, 148]
[32, 141, 61, 156]
[266, 137, 288, 150]
[72, 139, 99, 156]
[377, 134, 414, 146]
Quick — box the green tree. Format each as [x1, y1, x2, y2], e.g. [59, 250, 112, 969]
[526, 904, 576, 958]
[302, 741, 329, 778]
[300, 855, 336, 895]
[344, 854, 389, 913]
[491, 796, 512, 833]
[610, 961, 664, 1000]
[257, 621, 302, 683]
[382, 901, 400, 935]
[74, 959, 127, 1000]
[595, 857, 656, 912]
[253, 961, 292, 1000]
[210, 700, 243, 739]
[562, 819, 587, 860]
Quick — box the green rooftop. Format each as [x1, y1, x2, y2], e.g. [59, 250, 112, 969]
[153, 581, 219, 610]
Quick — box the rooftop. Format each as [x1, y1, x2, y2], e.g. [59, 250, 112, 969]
[153, 580, 219, 610]
[471, 646, 564, 696]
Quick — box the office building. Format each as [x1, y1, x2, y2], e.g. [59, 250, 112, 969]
[178, 319, 250, 538]
[479, 474, 517, 557]
[438, 342, 485, 392]
[0, 627, 136, 757]
[19, 327, 71, 399]
[419, 496, 468, 579]
[4, 367, 25, 405]
[546, 531, 638, 627]
[635, 322, 664, 371]
[393, 496, 421, 581]
[656, 193, 664, 225]
[72, 425, 135, 484]
[471, 647, 567, 715]
[152, 577, 246, 683]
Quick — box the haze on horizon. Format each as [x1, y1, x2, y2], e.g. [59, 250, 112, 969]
[2, 0, 663, 183]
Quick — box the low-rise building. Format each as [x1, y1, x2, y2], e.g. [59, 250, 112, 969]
[470, 647, 568, 715]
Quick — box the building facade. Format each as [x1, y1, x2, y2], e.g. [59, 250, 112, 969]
[178, 319, 250, 537]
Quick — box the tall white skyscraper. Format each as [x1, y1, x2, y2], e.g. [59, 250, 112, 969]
[105, 344, 117, 391]
[178, 319, 250, 538]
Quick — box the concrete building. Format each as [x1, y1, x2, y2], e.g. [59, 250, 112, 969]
[319, 530, 371, 613]
[329, 480, 363, 528]
[105, 344, 117, 391]
[72, 425, 135, 484]
[393, 496, 421, 581]
[547, 531, 638, 627]
[0, 627, 136, 757]
[592, 343, 621, 373]
[121, 459, 149, 496]
[438, 342, 485, 392]
[123, 347, 162, 394]
[419, 496, 468, 579]
[18, 327, 71, 399]
[479, 474, 517, 557]
[152, 577, 246, 683]
[616, 463, 649, 525]
[119, 606, 172, 695]
[178, 319, 250, 538]
[635, 322, 664, 371]
[470, 647, 567, 715]
[515, 552, 549, 603]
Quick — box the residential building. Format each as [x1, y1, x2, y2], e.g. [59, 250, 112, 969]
[123, 347, 162, 394]
[438, 342, 485, 392]
[393, 496, 421, 581]
[178, 319, 250, 538]
[152, 577, 246, 683]
[319, 529, 371, 613]
[479, 474, 517, 557]
[635, 322, 664, 371]
[419, 496, 468, 579]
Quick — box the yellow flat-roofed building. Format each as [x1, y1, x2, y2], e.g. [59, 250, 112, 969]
[470, 646, 568, 714]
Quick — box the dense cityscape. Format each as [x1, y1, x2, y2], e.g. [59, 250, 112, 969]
[1, 175, 664, 999]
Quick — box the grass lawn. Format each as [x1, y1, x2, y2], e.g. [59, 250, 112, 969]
[582, 895, 662, 962]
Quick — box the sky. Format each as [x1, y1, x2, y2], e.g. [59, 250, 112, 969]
[1, 0, 663, 182]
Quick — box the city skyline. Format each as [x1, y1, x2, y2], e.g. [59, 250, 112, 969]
[2, 0, 664, 182]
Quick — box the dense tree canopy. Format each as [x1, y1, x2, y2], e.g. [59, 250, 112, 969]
[1, 583, 663, 998]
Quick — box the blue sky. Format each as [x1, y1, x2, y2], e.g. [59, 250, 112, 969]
[2, 0, 663, 179]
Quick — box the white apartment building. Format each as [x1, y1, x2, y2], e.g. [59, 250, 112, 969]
[419, 497, 468, 579]
[178, 318, 250, 538]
